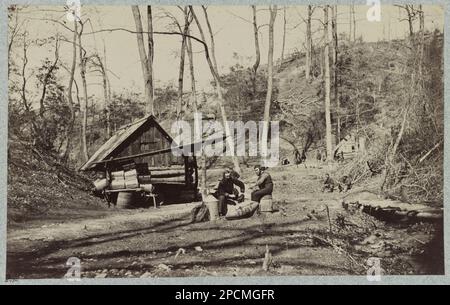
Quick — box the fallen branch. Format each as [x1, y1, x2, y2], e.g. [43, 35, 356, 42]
[419, 141, 442, 163]
[312, 235, 364, 269]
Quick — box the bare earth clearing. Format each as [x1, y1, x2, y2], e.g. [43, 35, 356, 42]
[6, 165, 443, 279]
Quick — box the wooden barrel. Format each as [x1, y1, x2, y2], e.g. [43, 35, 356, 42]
[260, 195, 273, 212]
[116, 192, 134, 209]
[204, 195, 219, 221]
[93, 178, 109, 191]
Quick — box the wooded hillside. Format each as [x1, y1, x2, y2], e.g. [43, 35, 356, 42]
[7, 5, 444, 219]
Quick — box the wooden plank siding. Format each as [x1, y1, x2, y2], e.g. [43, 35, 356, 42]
[114, 120, 184, 168]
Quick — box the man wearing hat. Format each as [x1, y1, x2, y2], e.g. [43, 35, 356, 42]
[251, 165, 273, 203]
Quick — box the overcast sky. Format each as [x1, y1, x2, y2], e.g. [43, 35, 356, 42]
[12, 4, 444, 101]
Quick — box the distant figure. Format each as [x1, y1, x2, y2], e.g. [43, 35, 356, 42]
[294, 149, 307, 168]
[338, 175, 352, 193]
[294, 149, 301, 165]
[316, 150, 322, 162]
[334, 151, 345, 162]
[322, 173, 336, 192]
[301, 150, 307, 166]
[213, 169, 245, 216]
[294, 148, 306, 167]
[251, 165, 273, 203]
[281, 158, 290, 165]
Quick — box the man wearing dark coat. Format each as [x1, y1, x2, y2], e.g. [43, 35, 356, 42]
[214, 169, 245, 216]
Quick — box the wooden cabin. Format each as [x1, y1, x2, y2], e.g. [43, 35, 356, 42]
[80, 115, 199, 207]
[334, 134, 366, 160]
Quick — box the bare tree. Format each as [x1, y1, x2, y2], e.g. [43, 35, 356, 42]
[331, 5, 340, 142]
[77, 20, 89, 162]
[8, 6, 23, 77]
[191, 6, 241, 174]
[90, 54, 110, 137]
[147, 6, 155, 115]
[63, 18, 78, 161]
[261, 5, 277, 163]
[396, 5, 416, 38]
[281, 6, 287, 62]
[418, 5, 425, 76]
[176, 7, 193, 119]
[131, 5, 154, 115]
[38, 35, 60, 120]
[201, 6, 219, 75]
[352, 4, 356, 41]
[349, 5, 352, 42]
[186, 32, 197, 113]
[19, 32, 39, 138]
[305, 5, 313, 80]
[251, 5, 260, 98]
[186, 26, 205, 195]
[323, 5, 333, 161]
[103, 45, 112, 137]
[349, 4, 356, 42]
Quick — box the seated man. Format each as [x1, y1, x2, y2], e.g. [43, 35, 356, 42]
[251, 165, 273, 203]
[322, 173, 336, 192]
[338, 175, 352, 193]
[213, 169, 245, 216]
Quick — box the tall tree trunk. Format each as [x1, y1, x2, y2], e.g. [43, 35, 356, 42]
[418, 5, 425, 77]
[78, 21, 89, 162]
[352, 5, 356, 41]
[202, 6, 219, 75]
[381, 102, 411, 191]
[191, 6, 241, 174]
[103, 45, 111, 138]
[96, 55, 110, 138]
[251, 5, 260, 98]
[305, 5, 312, 80]
[261, 5, 277, 164]
[323, 5, 333, 161]
[38, 35, 60, 148]
[63, 19, 77, 161]
[186, 32, 197, 113]
[349, 5, 352, 42]
[331, 5, 340, 143]
[186, 28, 205, 195]
[281, 6, 286, 62]
[147, 6, 154, 115]
[131, 6, 153, 115]
[177, 7, 191, 119]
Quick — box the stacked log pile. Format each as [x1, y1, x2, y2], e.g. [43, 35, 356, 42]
[110, 170, 125, 190]
[145, 167, 186, 184]
[108, 165, 194, 189]
[124, 169, 139, 188]
[150, 168, 185, 183]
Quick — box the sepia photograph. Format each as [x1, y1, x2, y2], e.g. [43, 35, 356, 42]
[4, 1, 446, 282]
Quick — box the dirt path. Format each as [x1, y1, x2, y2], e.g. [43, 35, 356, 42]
[6, 166, 443, 279]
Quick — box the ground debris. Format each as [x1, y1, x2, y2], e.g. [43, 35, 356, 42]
[95, 273, 108, 278]
[175, 248, 186, 258]
[262, 245, 273, 271]
[157, 263, 172, 271]
[140, 272, 153, 278]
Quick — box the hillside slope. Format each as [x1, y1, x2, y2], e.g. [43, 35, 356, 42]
[7, 141, 109, 228]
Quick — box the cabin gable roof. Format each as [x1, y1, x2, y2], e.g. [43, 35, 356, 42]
[79, 115, 175, 171]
